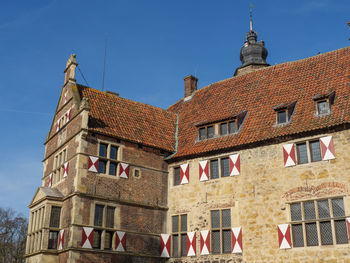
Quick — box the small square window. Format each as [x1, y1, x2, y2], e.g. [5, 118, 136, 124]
[317, 101, 329, 115]
[199, 127, 206, 140]
[277, 110, 287, 124]
[207, 126, 214, 138]
[220, 123, 228, 135]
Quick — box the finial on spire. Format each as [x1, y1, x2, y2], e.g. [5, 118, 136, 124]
[249, 4, 254, 31]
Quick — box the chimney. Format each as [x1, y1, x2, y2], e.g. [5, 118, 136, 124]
[184, 75, 198, 98]
[64, 54, 77, 86]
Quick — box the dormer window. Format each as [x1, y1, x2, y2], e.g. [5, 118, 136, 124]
[220, 121, 237, 135]
[274, 101, 297, 125]
[313, 91, 335, 116]
[199, 125, 214, 140]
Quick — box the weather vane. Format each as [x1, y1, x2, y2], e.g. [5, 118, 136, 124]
[250, 4, 254, 31]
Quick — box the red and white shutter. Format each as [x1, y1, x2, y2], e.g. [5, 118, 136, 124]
[200, 230, 210, 255]
[88, 156, 99, 172]
[58, 229, 65, 250]
[48, 173, 53, 187]
[320, 136, 335, 160]
[115, 231, 126, 252]
[64, 91, 68, 104]
[180, 163, 189, 184]
[56, 119, 61, 132]
[199, 160, 209, 182]
[232, 227, 243, 253]
[81, 227, 94, 249]
[63, 162, 69, 178]
[66, 108, 71, 122]
[283, 144, 296, 167]
[229, 154, 240, 176]
[160, 234, 170, 258]
[119, 163, 129, 179]
[278, 224, 291, 249]
[346, 218, 350, 240]
[187, 231, 196, 256]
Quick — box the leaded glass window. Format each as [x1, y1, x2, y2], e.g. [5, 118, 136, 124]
[210, 159, 219, 179]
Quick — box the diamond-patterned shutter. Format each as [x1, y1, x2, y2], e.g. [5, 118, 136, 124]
[63, 162, 69, 178]
[88, 156, 99, 172]
[199, 160, 209, 181]
[283, 144, 296, 167]
[115, 231, 126, 251]
[180, 163, 189, 184]
[56, 119, 61, 132]
[200, 230, 210, 255]
[160, 234, 170, 258]
[58, 229, 65, 250]
[48, 173, 53, 187]
[319, 136, 335, 160]
[187, 231, 196, 256]
[81, 227, 94, 249]
[231, 227, 243, 253]
[278, 224, 291, 249]
[119, 163, 129, 179]
[66, 108, 71, 122]
[229, 154, 240, 176]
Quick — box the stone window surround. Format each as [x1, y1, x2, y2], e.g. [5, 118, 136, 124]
[52, 147, 68, 185]
[171, 214, 188, 258]
[287, 196, 348, 248]
[294, 138, 322, 165]
[96, 139, 122, 177]
[210, 208, 232, 254]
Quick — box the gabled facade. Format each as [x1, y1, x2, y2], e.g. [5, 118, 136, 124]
[25, 28, 350, 263]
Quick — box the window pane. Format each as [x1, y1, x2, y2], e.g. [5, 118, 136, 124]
[320, 221, 333, 245]
[92, 230, 101, 249]
[297, 143, 308, 164]
[223, 229, 232, 253]
[304, 201, 316, 220]
[332, 198, 345, 217]
[211, 210, 220, 228]
[212, 230, 220, 253]
[222, 209, 231, 228]
[94, 205, 104, 226]
[210, 159, 219, 179]
[110, 146, 118, 159]
[181, 234, 187, 256]
[104, 231, 113, 250]
[173, 234, 179, 257]
[172, 216, 179, 232]
[199, 128, 206, 140]
[221, 158, 230, 177]
[106, 206, 115, 228]
[317, 101, 329, 114]
[207, 126, 214, 138]
[50, 206, 61, 228]
[98, 160, 106, 173]
[180, 214, 187, 232]
[229, 121, 236, 133]
[220, 123, 228, 135]
[292, 224, 304, 247]
[99, 143, 107, 157]
[278, 111, 287, 124]
[317, 200, 330, 219]
[305, 222, 318, 246]
[335, 220, 348, 244]
[291, 203, 302, 221]
[310, 140, 321, 162]
[174, 167, 180, 186]
[48, 231, 58, 249]
[109, 162, 117, 176]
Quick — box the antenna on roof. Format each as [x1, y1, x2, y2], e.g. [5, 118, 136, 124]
[102, 38, 107, 91]
[249, 4, 254, 31]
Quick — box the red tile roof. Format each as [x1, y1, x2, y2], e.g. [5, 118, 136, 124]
[79, 86, 177, 152]
[168, 47, 350, 159]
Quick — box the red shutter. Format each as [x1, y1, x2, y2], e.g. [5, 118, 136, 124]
[119, 163, 129, 179]
[63, 162, 69, 178]
[58, 229, 65, 250]
[187, 231, 196, 256]
[115, 231, 126, 251]
[200, 230, 210, 255]
[232, 227, 243, 253]
[82, 227, 94, 249]
[48, 173, 53, 187]
[320, 136, 335, 160]
[180, 163, 189, 184]
[88, 156, 99, 172]
[283, 144, 296, 167]
[56, 119, 61, 132]
[160, 234, 170, 258]
[199, 160, 209, 181]
[66, 108, 71, 122]
[278, 224, 291, 249]
[229, 154, 240, 176]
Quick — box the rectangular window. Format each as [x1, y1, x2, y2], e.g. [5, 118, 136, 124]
[277, 110, 287, 124]
[106, 206, 115, 228]
[211, 209, 231, 254]
[94, 205, 104, 227]
[98, 142, 119, 175]
[295, 139, 324, 164]
[104, 231, 113, 250]
[210, 159, 219, 179]
[290, 198, 348, 247]
[92, 230, 102, 249]
[48, 231, 58, 249]
[110, 146, 118, 160]
[220, 123, 228, 135]
[174, 167, 181, 186]
[310, 140, 321, 162]
[49, 206, 61, 228]
[297, 143, 308, 164]
[109, 162, 117, 176]
[172, 214, 187, 257]
[207, 126, 214, 138]
[221, 158, 230, 177]
[98, 160, 107, 173]
[317, 100, 329, 115]
[99, 143, 108, 157]
[229, 121, 236, 133]
[199, 127, 206, 140]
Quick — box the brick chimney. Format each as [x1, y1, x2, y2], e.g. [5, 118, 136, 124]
[184, 75, 198, 98]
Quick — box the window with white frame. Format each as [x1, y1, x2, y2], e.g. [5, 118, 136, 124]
[290, 197, 348, 247]
[97, 142, 119, 176]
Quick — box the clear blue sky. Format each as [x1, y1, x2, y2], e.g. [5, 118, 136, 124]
[0, 0, 349, 217]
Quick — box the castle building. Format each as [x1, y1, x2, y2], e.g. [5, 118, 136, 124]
[25, 23, 350, 263]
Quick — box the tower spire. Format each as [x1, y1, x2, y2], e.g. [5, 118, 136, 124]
[249, 4, 254, 31]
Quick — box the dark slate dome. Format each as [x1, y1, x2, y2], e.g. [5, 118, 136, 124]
[240, 29, 269, 67]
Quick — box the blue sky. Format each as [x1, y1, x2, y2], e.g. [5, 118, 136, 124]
[0, 0, 349, 217]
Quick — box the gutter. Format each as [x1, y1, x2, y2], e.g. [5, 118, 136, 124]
[164, 113, 179, 160]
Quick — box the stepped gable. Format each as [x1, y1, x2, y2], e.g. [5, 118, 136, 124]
[168, 47, 350, 159]
[79, 85, 177, 152]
